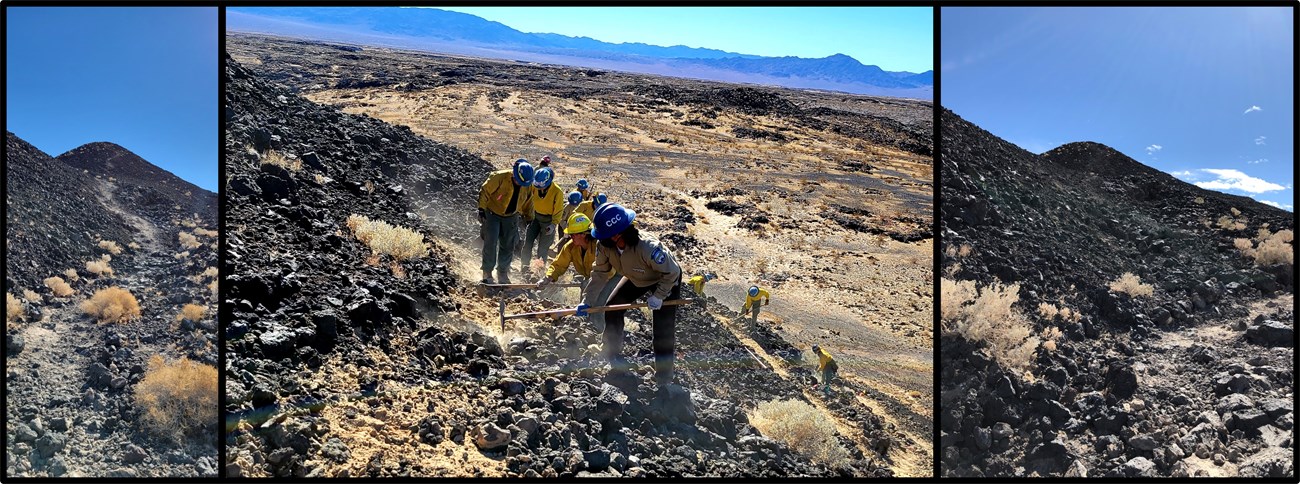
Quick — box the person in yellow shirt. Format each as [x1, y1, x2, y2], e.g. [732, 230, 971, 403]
[811, 344, 837, 394]
[741, 285, 770, 327]
[538, 212, 621, 331]
[478, 160, 535, 284]
[575, 192, 607, 220]
[521, 167, 565, 274]
[575, 178, 592, 200]
[552, 190, 584, 254]
[688, 273, 716, 308]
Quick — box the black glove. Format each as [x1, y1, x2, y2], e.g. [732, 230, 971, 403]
[477, 208, 487, 222]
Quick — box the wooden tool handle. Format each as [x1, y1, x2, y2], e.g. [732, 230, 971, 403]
[483, 283, 583, 288]
[504, 298, 694, 320]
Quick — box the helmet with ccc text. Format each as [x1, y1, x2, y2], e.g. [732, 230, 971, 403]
[533, 167, 554, 189]
[576, 179, 590, 191]
[513, 161, 535, 185]
[748, 286, 760, 297]
[565, 212, 593, 235]
[567, 191, 583, 205]
[591, 203, 635, 240]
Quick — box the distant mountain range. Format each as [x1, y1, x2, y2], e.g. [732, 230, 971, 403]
[226, 7, 932, 99]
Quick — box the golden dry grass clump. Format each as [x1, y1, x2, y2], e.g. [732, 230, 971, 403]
[941, 278, 1039, 376]
[1239, 229, 1294, 266]
[345, 214, 429, 261]
[98, 240, 123, 255]
[86, 254, 114, 277]
[262, 150, 302, 171]
[178, 231, 202, 250]
[1108, 272, 1154, 298]
[81, 286, 141, 323]
[44, 276, 75, 297]
[176, 303, 206, 322]
[22, 289, 42, 304]
[749, 398, 850, 468]
[193, 227, 218, 238]
[7, 292, 24, 324]
[135, 355, 218, 442]
[63, 268, 80, 282]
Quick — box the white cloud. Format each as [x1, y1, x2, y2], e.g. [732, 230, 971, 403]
[1260, 200, 1282, 208]
[1145, 144, 1163, 155]
[1246, 158, 1268, 164]
[1255, 136, 1267, 145]
[1243, 105, 1261, 114]
[1169, 170, 1195, 179]
[1193, 169, 1285, 194]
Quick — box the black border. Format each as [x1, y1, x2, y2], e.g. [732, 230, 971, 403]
[1, 1, 1296, 482]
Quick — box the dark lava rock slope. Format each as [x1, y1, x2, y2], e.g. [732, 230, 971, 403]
[58, 142, 217, 223]
[939, 108, 1294, 477]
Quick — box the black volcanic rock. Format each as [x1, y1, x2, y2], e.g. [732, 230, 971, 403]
[5, 132, 135, 290]
[57, 142, 217, 219]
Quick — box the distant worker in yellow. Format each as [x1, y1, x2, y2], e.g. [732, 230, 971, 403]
[811, 344, 837, 395]
[575, 178, 592, 200]
[537, 212, 622, 330]
[741, 285, 770, 327]
[521, 167, 565, 274]
[553, 190, 585, 255]
[576, 192, 607, 220]
[478, 160, 535, 284]
[688, 273, 716, 308]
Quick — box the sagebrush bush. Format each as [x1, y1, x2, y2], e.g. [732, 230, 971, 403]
[1253, 229, 1294, 266]
[44, 276, 74, 297]
[178, 231, 201, 250]
[345, 214, 429, 261]
[81, 286, 141, 323]
[749, 399, 850, 468]
[7, 292, 24, 323]
[63, 268, 79, 282]
[176, 303, 206, 322]
[1108, 272, 1154, 298]
[22, 289, 42, 304]
[135, 355, 218, 442]
[262, 150, 302, 171]
[98, 240, 123, 255]
[86, 256, 114, 277]
[941, 278, 1039, 376]
[193, 227, 218, 238]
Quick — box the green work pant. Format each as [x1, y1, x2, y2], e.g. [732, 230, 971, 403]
[481, 212, 520, 274]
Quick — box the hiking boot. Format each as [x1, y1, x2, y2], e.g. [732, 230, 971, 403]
[496, 270, 511, 285]
[481, 270, 494, 284]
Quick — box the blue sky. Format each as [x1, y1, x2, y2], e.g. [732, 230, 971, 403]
[942, 7, 1293, 211]
[434, 7, 933, 73]
[6, 7, 218, 192]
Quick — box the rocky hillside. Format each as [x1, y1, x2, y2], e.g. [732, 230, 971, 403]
[939, 108, 1294, 477]
[222, 50, 898, 478]
[58, 142, 217, 222]
[6, 133, 218, 477]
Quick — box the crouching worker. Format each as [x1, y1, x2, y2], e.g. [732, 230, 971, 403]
[811, 344, 837, 395]
[576, 203, 682, 388]
[688, 273, 716, 308]
[537, 213, 622, 331]
[741, 285, 770, 327]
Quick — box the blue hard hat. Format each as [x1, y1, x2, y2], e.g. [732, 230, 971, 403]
[567, 191, 583, 205]
[513, 162, 535, 185]
[591, 203, 635, 240]
[705, 273, 716, 281]
[576, 179, 590, 190]
[534, 167, 554, 188]
[594, 193, 608, 207]
[748, 286, 759, 297]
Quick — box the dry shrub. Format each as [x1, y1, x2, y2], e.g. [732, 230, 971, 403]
[1217, 214, 1247, 231]
[86, 258, 114, 277]
[208, 280, 218, 300]
[127, 242, 141, 251]
[262, 150, 301, 171]
[135, 355, 218, 441]
[201, 267, 218, 278]
[1254, 229, 1294, 266]
[1041, 327, 1063, 351]
[63, 268, 79, 282]
[81, 286, 141, 323]
[1194, 196, 1205, 205]
[941, 278, 1039, 376]
[1037, 302, 1059, 320]
[1234, 238, 1256, 258]
[749, 399, 850, 467]
[174, 251, 191, 260]
[98, 240, 123, 255]
[44, 276, 75, 297]
[6, 292, 23, 324]
[1108, 272, 1154, 298]
[178, 231, 201, 250]
[193, 227, 218, 238]
[177, 303, 206, 322]
[22, 289, 42, 304]
[345, 214, 429, 261]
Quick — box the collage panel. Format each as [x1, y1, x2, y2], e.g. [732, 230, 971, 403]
[5, 6, 220, 478]
[938, 6, 1295, 479]
[220, 6, 934, 479]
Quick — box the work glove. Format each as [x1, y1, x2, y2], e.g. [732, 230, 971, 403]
[536, 277, 550, 288]
[477, 208, 487, 222]
[575, 304, 591, 317]
[543, 224, 554, 236]
[647, 296, 663, 310]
